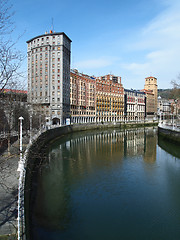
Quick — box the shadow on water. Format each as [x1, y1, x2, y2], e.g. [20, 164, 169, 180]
[158, 135, 180, 159]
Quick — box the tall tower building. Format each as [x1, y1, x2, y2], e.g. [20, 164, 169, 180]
[144, 76, 158, 114]
[27, 31, 72, 126]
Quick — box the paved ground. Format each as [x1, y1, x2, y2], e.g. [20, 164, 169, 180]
[0, 136, 29, 238]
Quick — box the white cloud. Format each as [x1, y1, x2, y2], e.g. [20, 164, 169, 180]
[123, 0, 180, 88]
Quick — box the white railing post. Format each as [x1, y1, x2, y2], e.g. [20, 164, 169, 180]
[17, 117, 24, 172]
[17, 116, 24, 240]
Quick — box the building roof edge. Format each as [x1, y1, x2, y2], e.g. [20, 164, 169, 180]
[26, 32, 72, 43]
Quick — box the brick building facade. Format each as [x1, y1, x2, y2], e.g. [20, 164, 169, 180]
[96, 74, 124, 122]
[70, 69, 96, 123]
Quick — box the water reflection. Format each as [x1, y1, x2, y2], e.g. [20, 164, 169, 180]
[28, 127, 180, 240]
[49, 127, 157, 166]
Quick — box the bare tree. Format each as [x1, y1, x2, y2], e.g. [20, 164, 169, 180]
[0, 0, 14, 35]
[0, 0, 25, 92]
[0, 44, 24, 91]
[170, 74, 180, 99]
[171, 74, 180, 88]
[0, 1, 26, 236]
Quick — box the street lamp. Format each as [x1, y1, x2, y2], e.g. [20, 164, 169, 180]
[173, 113, 174, 130]
[39, 114, 41, 132]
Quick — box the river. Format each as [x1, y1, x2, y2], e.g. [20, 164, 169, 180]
[27, 127, 180, 240]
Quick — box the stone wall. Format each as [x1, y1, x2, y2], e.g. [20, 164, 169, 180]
[158, 126, 180, 144]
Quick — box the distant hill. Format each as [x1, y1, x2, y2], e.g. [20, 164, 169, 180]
[158, 89, 172, 99]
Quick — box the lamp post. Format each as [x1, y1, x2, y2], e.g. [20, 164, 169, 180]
[39, 114, 41, 133]
[160, 112, 162, 125]
[162, 112, 164, 125]
[173, 113, 174, 130]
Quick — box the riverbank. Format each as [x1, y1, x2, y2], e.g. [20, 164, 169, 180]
[158, 125, 180, 144]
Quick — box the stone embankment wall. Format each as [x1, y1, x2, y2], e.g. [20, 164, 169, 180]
[158, 126, 180, 144]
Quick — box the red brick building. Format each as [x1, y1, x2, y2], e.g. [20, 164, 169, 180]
[96, 74, 124, 122]
[70, 69, 96, 123]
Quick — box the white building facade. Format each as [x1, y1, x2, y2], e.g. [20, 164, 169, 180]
[27, 31, 71, 126]
[157, 97, 171, 116]
[124, 89, 146, 121]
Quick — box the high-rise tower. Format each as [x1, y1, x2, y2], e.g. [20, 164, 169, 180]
[27, 31, 72, 126]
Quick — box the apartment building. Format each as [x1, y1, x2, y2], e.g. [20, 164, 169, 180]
[27, 31, 71, 126]
[124, 89, 146, 121]
[96, 74, 124, 122]
[70, 69, 96, 123]
[157, 96, 171, 116]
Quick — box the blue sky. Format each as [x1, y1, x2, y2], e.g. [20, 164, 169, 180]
[11, 0, 180, 89]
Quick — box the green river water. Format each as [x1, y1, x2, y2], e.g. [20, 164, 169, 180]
[28, 127, 180, 240]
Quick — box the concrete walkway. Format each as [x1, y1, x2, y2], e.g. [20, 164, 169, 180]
[158, 123, 180, 132]
[0, 136, 29, 238]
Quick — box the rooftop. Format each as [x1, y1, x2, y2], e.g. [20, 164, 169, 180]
[26, 31, 72, 43]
